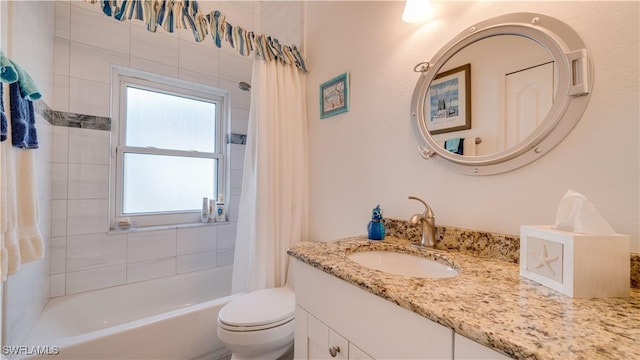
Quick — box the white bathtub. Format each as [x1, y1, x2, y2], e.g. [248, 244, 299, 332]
[21, 266, 240, 360]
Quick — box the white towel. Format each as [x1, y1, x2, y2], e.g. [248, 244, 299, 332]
[0, 82, 44, 281]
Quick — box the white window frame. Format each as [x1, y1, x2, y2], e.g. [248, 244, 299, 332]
[110, 66, 229, 229]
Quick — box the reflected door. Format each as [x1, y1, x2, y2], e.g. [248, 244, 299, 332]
[503, 62, 554, 149]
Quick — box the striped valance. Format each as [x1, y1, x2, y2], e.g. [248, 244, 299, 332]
[84, 0, 308, 72]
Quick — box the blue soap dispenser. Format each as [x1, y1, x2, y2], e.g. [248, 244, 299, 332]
[367, 204, 386, 240]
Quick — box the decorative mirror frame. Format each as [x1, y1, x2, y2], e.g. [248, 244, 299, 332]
[410, 13, 592, 175]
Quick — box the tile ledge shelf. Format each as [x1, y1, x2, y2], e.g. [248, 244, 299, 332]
[35, 99, 111, 131]
[382, 218, 640, 289]
[107, 220, 231, 235]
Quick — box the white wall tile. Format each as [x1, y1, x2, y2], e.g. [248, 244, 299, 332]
[220, 78, 250, 110]
[127, 257, 176, 284]
[68, 127, 110, 165]
[231, 107, 249, 134]
[50, 236, 67, 274]
[217, 248, 235, 267]
[55, 1, 71, 39]
[178, 68, 221, 88]
[229, 195, 240, 222]
[51, 163, 68, 199]
[230, 143, 245, 170]
[217, 223, 237, 250]
[177, 226, 217, 255]
[69, 41, 129, 83]
[127, 229, 177, 263]
[66, 233, 126, 272]
[178, 39, 220, 77]
[67, 163, 109, 199]
[69, 5, 130, 54]
[230, 169, 243, 196]
[68, 77, 111, 117]
[219, 52, 253, 82]
[177, 250, 217, 274]
[66, 199, 109, 235]
[66, 264, 126, 295]
[53, 74, 70, 112]
[50, 273, 66, 298]
[52, 125, 69, 163]
[131, 25, 180, 67]
[51, 200, 67, 237]
[130, 56, 179, 79]
[54, 37, 70, 76]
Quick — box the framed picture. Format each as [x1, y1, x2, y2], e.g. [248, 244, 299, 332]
[427, 64, 471, 134]
[320, 72, 349, 119]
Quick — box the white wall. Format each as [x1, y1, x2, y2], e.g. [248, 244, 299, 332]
[3, 0, 55, 349]
[49, 0, 263, 297]
[305, 1, 639, 251]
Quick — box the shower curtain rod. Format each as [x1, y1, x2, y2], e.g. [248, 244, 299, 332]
[84, 0, 308, 72]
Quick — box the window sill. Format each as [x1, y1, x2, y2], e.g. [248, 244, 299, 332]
[108, 221, 230, 235]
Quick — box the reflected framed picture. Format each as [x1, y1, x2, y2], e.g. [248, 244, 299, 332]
[320, 72, 349, 119]
[427, 64, 471, 134]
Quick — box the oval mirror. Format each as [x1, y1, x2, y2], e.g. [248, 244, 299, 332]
[410, 13, 592, 175]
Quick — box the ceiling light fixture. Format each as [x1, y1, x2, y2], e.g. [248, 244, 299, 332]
[402, 0, 432, 23]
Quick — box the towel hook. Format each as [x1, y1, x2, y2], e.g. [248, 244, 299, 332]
[413, 61, 432, 73]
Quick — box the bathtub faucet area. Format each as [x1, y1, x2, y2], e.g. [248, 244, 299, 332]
[408, 196, 436, 248]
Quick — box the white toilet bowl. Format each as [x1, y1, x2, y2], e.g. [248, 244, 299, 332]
[217, 287, 295, 360]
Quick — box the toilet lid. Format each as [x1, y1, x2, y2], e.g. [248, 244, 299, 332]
[219, 287, 295, 328]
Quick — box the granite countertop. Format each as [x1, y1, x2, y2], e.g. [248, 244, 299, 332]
[287, 236, 640, 360]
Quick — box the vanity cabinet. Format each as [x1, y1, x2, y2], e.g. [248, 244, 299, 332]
[293, 259, 453, 359]
[293, 259, 513, 360]
[454, 334, 511, 360]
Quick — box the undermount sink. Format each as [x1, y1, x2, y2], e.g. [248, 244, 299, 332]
[347, 251, 459, 278]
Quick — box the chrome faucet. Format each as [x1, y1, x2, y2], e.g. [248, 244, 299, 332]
[408, 196, 436, 248]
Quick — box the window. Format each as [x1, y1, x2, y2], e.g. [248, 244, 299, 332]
[111, 67, 228, 228]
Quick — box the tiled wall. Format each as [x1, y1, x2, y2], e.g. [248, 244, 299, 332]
[2, 0, 304, 348]
[49, 0, 258, 297]
[3, 0, 55, 348]
[49, 127, 240, 296]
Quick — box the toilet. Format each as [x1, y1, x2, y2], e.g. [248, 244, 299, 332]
[217, 286, 295, 360]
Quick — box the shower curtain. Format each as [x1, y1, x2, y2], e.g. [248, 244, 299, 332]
[232, 59, 308, 293]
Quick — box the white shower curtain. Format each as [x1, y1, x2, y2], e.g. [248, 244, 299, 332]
[231, 59, 308, 294]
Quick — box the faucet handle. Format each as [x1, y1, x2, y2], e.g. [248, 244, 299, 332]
[408, 196, 434, 218]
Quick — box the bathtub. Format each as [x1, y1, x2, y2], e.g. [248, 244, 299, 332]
[20, 266, 240, 360]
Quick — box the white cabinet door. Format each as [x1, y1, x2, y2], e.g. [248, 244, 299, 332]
[305, 310, 349, 359]
[348, 343, 373, 360]
[328, 329, 349, 360]
[454, 333, 511, 360]
[307, 312, 331, 359]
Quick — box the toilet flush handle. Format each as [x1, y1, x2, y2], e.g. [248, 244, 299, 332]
[329, 345, 340, 357]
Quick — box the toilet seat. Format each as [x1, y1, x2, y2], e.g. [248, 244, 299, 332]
[218, 287, 295, 332]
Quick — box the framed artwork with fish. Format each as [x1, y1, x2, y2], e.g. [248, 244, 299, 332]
[320, 72, 349, 119]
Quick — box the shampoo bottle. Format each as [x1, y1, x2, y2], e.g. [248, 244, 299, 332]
[209, 199, 217, 222]
[215, 194, 226, 222]
[201, 198, 209, 223]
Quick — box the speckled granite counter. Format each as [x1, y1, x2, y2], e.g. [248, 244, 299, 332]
[288, 236, 640, 360]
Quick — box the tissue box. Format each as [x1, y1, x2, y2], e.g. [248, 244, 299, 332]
[520, 225, 630, 298]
